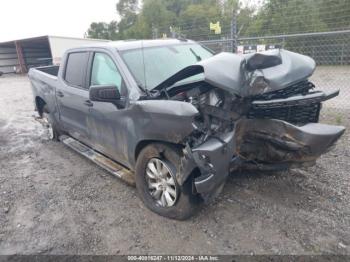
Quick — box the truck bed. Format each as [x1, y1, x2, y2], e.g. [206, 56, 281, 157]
[35, 65, 60, 77]
[28, 65, 60, 115]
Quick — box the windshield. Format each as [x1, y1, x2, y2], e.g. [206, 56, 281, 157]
[120, 43, 213, 90]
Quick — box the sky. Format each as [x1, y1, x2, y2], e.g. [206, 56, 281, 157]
[0, 0, 119, 42]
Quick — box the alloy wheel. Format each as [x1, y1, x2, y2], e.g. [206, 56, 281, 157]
[145, 158, 178, 207]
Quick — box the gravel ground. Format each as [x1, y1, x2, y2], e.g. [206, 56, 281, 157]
[0, 75, 349, 255]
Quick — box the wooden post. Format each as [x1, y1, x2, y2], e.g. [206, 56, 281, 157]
[15, 41, 27, 73]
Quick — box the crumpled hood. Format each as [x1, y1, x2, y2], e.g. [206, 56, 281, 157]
[153, 49, 316, 97]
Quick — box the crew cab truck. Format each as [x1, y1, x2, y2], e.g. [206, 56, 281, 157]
[29, 39, 345, 220]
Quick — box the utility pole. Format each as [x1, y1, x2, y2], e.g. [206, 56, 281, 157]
[152, 24, 159, 39]
[231, 9, 237, 53]
[152, 24, 155, 39]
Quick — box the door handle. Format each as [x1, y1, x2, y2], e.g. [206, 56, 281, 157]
[57, 91, 64, 97]
[84, 100, 94, 107]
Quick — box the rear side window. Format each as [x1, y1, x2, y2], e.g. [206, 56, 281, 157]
[64, 52, 89, 87]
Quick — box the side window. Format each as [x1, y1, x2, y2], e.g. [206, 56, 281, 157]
[91, 53, 123, 92]
[64, 52, 89, 87]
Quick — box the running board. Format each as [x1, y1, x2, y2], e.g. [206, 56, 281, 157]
[59, 135, 135, 186]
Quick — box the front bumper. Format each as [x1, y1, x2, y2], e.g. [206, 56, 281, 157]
[186, 118, 344, 196]
[251, 90, 339, 109]
[234, 118, 345, 164]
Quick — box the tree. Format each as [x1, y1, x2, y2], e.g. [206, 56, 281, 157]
[244, 0, 327, 36]
[116, 0, 139, 17]
[163, 0, 190, 16]
[178, 3, 221, 40]
[115, 0, 140, 39]
[317, 0, 350, 31]
[87, 22, 110, 39]
[86, 21, 119, 40]
[119, 0, 177, 39]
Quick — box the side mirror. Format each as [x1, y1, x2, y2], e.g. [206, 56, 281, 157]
[89, 85, 121, 103]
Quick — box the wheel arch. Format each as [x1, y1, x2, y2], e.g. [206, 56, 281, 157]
[35, 96, 47, 116]
[133, 139, 201, 189]
[134, 140, 183, 165]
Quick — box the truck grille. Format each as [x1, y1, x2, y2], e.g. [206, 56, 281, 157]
[248, 81, 321, 125]
[248, 103, 321, 125]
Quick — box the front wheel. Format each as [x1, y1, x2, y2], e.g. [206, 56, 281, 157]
[135, 143, 200, 220]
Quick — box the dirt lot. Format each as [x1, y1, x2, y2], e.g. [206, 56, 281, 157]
[0, 75, 349, 255]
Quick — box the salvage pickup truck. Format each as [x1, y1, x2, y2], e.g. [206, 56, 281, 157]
[29, 39, 345, 220]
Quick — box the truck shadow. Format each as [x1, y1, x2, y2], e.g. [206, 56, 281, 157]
[199, 167, 331, 216]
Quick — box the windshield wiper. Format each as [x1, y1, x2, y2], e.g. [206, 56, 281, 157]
[190, 48, 202, 62]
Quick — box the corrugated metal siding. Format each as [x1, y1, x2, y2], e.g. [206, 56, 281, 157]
[22, 44, 52, 69]
[0, 45, 18, 73]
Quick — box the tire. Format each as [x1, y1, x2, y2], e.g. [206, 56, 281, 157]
[42, 105, 60, 141]
[135, 143, 201, 220]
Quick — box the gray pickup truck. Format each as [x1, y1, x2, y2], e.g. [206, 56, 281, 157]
[29, 39, 345, 220]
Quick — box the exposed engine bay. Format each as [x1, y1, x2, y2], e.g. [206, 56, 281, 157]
[171, 83, 240, 147]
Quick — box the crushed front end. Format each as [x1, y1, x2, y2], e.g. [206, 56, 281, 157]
[154, 49, 345, 199]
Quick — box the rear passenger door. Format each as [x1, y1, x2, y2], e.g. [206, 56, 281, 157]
[56, 51, 92, 145]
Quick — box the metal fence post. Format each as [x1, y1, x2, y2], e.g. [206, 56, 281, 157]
[231, 10, 237, 53]
[341, 42, 345, 66]
[152, 24, 158, 39]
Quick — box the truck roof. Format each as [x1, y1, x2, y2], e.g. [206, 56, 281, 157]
[76, 38, 196, 51]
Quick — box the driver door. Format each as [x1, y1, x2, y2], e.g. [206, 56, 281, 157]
[87, 52, 129, 165]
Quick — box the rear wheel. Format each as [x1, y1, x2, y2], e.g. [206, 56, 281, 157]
[42, 106, 59, 141]
[135, 143, 200, 220]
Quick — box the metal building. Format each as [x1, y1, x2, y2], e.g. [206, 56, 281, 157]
[0, 36, 109, 74]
